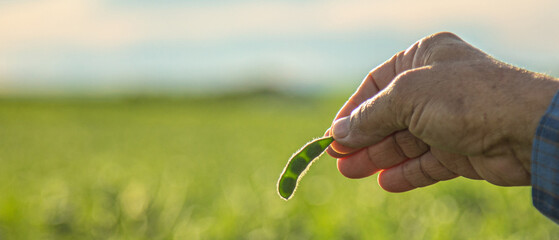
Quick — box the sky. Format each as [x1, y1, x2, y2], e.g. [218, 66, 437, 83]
[1, 0, 559, 94]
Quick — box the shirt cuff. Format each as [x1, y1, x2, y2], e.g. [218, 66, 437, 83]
[532, 90, 559, 224]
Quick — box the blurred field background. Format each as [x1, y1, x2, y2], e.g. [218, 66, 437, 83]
[2, 0, 559, 239]
[1, 94, 558, 239]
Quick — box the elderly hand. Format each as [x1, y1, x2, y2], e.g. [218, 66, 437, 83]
[326, 32, 559, 192]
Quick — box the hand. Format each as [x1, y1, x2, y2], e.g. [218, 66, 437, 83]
[326, 32, 559, 192]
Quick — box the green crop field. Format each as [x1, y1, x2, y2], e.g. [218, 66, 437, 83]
[0, 93, 557, 239]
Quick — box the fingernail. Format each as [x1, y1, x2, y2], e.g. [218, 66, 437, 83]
[332, 117, 350, 139]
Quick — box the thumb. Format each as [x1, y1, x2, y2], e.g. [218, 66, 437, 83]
[332, 73, 417, 149]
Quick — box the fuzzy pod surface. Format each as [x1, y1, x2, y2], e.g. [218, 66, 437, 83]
[277, 136, 334, 200]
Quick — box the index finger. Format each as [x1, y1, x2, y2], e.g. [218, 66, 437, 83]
[327, 42, 420, 157]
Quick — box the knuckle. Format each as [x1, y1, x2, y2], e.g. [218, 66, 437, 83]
[416, 32, 464, 66]
[390, 69, 425, 97]
[394, 50, 406, 73]
[429, 31, 461, 41]
[394, 131, 428, 158]
[420, 32, 462, 49]
[402, 158, 438, 188]
[421, 154, 458, 181]
[365, 138, 406, 169]
[385, 69, 430, 131]
[353, 99, 374, 132]
[401, 160, 423, 188]
[350, 97, 390, 145]
[401, 161, 418, 187]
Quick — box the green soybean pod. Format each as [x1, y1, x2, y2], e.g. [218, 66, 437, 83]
[277, 136, 334, 200]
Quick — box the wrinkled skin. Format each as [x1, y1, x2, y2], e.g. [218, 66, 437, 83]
[326, 32, 559, 192]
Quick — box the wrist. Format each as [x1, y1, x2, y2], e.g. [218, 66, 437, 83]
[516, 72, 559, 171]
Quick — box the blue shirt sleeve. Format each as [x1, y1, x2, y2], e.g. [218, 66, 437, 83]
[532, 90, 559, 224]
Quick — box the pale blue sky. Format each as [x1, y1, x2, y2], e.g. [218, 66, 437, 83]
[1, 0, 558, 94]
